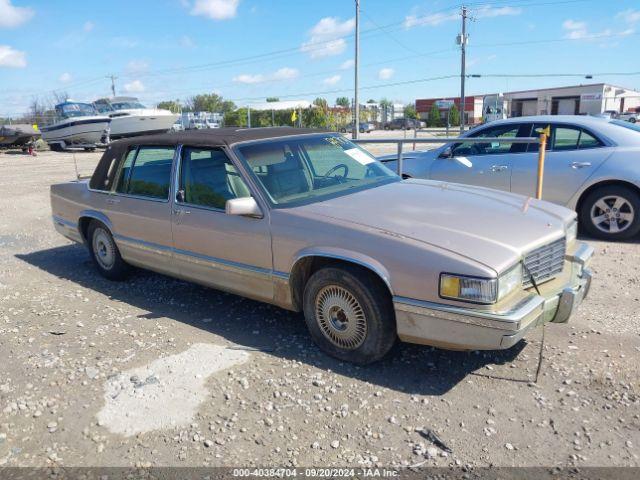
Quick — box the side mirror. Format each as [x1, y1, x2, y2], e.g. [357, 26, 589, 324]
[225, 197, 263, 218]
[439, 147, 453, 159]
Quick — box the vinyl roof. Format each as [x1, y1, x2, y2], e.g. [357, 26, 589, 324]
[110, 127, 329, 148]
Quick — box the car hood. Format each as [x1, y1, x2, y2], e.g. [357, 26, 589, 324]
[296, 179, 575, 273]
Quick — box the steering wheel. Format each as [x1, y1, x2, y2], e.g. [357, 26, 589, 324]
[324, 163, 349, 182]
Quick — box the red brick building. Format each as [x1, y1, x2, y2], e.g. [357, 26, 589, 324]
[415, 96, 484, 125]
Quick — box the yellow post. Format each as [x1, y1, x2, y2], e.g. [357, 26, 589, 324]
[536, 126, 550, 200]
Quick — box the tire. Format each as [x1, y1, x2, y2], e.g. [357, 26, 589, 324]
[87, 221, 131, 280]
[579, 185, 640, 240]
[302, 265, 396, 364]
[84, 147, 96, 152]
[630, 118, 637, 124]
[49, 143, 63, 152]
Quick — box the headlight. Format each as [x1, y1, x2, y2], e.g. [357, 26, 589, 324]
[566, 220, 578, 243]
[440, 263, 523, 305]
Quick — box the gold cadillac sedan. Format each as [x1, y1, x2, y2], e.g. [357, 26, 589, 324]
[51, 127, 593, 364]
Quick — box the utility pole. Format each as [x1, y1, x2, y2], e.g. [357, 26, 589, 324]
[106, 75, 118, 97]
[353, 0, 360, 140]
[458, 6, 467, 134]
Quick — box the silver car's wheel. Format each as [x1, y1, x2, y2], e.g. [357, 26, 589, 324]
[92, 227, 116, 270]
[87, 221, 130, 280]
[315, 285, 367, 350]
[589, 195, 635, 234]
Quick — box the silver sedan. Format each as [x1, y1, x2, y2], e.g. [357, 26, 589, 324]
[379, 116, 640, 240]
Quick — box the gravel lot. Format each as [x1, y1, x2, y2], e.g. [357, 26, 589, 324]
[0, 143, 639, 469]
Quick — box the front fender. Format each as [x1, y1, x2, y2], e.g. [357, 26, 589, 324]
[291, 246, 394, 294]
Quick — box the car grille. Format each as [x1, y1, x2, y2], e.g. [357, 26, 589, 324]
[522, 237, 566, 287]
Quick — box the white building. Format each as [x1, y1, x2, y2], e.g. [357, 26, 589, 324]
[504, 83, 640, 117]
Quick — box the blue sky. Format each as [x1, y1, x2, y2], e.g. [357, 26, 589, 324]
[1, 0, 639, 116]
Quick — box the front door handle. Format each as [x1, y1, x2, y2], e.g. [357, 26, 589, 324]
[106, 198, 120, 205]
[490, 164, 509, 172]
[571, 161, 592, 169]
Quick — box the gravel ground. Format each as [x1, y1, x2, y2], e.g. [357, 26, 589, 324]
[0, 145, 638, 469]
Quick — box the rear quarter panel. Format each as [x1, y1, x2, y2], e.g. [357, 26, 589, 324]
[50, 181, 108, 243]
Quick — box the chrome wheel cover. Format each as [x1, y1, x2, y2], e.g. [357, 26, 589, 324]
[590, 195, 635, 234]
[315, 285, 367, 350]
[92, 228, 115, 270]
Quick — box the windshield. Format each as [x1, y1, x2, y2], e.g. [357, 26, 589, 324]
[112, 101, 146, 110]
[94, 103, 114, 114]
[236, 135, 398, 207]
[58, 103, 97, 118]
[610, 119, 640, 134]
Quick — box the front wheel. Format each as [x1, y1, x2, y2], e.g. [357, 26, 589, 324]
[303, 266, 396, 364]
[88, 221, 131, 280]
[579, 185, 640, 240]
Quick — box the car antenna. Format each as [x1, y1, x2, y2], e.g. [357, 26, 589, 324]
[72, 152, 80, 180]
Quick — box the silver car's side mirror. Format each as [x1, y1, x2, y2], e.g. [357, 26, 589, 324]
[226, 197, 263, 218]
[439, 147, 453, 159]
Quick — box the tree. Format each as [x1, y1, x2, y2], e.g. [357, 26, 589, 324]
[302, 106, 328, 128]
[335, 96, 350, 108]
[157, 100, 182, 113]
[427, 103, 441, 127]
[187, 93, 235, 113]
[266, 97, 279, 103]
[448, 103, 460, 126]
[404, 104, 418, 120]
[379, 98, 393, 123]
[224, 107, 247, 127]
[367, 99, 376, 104]
[313, 97, 328, 112]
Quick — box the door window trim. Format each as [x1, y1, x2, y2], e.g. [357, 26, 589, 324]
[525, 123, 606, 153]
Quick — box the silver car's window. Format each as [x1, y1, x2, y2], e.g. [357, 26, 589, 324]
[117, 146, 174, 199]
[553, 127, 581, 151]
[179, 147, 251, 209]
[236, 135, 397, 207]
[453, 124, 527, 155]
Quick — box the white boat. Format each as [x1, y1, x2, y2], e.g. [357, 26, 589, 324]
[93, 96, 179, 139]
[0, 124, 40, 150]
[40, 101, 111, 151]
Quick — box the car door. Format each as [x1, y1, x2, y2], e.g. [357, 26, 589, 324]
[510, 123, 612, 205]
[429, 123, 530, 192]
[103, 145, 177, 276]
[171, 145, 274, 303]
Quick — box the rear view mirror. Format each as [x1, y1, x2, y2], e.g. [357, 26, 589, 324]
[225, 197, 263, 218]
[439, 147, 453, 159]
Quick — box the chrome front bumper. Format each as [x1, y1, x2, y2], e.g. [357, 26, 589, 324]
[394, 242, 593, 351]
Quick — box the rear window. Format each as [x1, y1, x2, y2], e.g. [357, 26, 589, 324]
[115, 146, 175, 199]
[610, 119, 640, 134]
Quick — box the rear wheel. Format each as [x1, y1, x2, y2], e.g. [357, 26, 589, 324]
[49, 143, 63, 152]
[579, 185, 640, 240]
[303, 266, 396, 364]
[87, 221, 130, 280]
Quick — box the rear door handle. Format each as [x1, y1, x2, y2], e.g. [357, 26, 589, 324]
[106, 198, 120, 205]
[490, 164, 509, 172]
[571, 162, 592, 169]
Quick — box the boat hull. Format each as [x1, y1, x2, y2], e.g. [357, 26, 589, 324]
[108, 110, 179, 139]
[41, 117, 110, 146]
[0, 124, 40, 148]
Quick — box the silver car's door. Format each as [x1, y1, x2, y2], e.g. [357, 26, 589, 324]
[171, 146, 274, 303]
[103, 145, 177, 276]
[429, 123, 530, 192]
[510, 123, 612, 205]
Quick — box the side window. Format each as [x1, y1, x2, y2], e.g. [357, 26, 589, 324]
[553, 127, 580, 151]
[453, 124, 522, 156]
[115, 148, 137, 194]
[578, 130, 603, 149]
[527, 124, 552, 153]
[119, 146, 174, 199]
[179, 147, 251, 209]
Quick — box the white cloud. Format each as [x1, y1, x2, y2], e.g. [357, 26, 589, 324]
[340, 59, 354, 70]
[378, 68, 394, 80]
[323, 74, 341, 86]
[123, 80, 145, 93]
[111, 36, 139, 48]
[233, 67, 299, 84]
[126, 59, 149, 73]
[301, 17, 355, 59]
[0, 45, 26, 68]
[190, 0, 239, 20]
[404, 6, 520, 28]
[0, 0, 34, 28]
[83, 20, 94, 32]
[562, 19, 633, 41]
[616, 9, 640, 25]
[59, 72, 72, 83]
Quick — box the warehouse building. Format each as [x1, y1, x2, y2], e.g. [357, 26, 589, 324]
[415, 83, 640, 124]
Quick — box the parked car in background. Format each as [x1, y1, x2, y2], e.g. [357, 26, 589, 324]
[384, 118, 420, 130]
[340, 122, 374, 133]
[619, 108, 639, 123]
[50, 127, 592, 364]
[379, 116, 640, 240]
